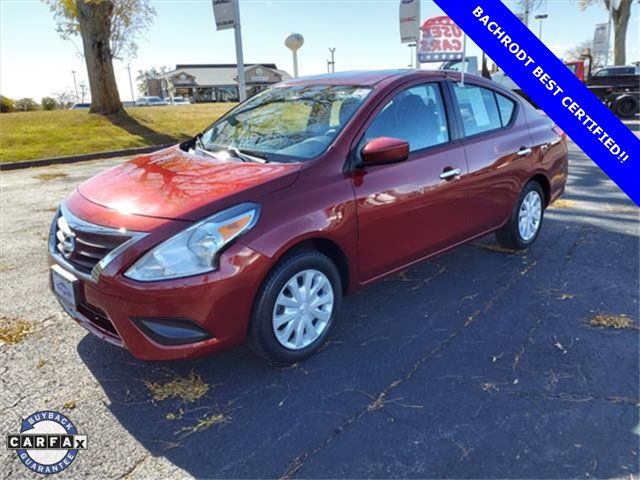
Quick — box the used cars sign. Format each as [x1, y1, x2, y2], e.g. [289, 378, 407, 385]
[418, 16, 464, 62]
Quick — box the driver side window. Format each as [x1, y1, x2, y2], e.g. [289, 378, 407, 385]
[364, 84, 449, 152]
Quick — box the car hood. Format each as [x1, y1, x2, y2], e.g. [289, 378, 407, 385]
[77, 146, 301, 221]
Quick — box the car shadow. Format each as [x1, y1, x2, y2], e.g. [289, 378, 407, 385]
[77, 203, 639, 478]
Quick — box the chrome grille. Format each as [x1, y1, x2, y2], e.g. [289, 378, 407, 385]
[52, 206, 136, 276]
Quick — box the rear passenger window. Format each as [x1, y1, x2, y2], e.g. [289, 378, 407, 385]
[452, 84, 502, 137]
[496, 93, 515, 126]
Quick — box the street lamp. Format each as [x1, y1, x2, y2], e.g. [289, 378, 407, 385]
[535, 14, 548, 40]
[71, 70, 79, 103]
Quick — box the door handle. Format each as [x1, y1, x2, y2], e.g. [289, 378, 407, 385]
[440, 168, 461, 180]
[517, 147, 532, 156]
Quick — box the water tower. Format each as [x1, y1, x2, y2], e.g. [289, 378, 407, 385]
[284, 33, 304, 78]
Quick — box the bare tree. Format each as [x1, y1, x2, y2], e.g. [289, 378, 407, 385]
[566, 39, 607, 69]
[43, 0, 155, 115]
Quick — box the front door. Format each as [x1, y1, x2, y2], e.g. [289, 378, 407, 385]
[352, 82, 469, 282]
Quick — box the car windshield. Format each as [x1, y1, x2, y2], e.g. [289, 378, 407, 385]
[199, 85, 372, 161]
[149, 97, 163, 103]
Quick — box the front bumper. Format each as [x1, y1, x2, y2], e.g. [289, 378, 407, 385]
[48, 241, 273, 361]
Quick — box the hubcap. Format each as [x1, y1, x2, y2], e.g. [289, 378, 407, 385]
[518, 191, 542, 241]
[272, 269, 334, 350]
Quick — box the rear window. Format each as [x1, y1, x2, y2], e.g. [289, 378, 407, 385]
[496, 93, 516, 126]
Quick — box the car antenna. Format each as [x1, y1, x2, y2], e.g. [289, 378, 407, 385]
[459, 33, 467, 88]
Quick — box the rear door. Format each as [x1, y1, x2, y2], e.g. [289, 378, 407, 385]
[447, 81, 534, 233]
[351, 81, 470, 282]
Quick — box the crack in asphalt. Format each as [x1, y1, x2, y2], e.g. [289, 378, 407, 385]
[119, 453, 150, 479]
[278, 256, 538, 479]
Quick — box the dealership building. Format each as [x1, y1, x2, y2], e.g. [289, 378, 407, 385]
[148, 63, 291, 102]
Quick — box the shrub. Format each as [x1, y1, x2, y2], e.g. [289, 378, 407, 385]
[41, 97, 58, 111]
[0, 95, 15, 113]
[14, 98, 39, 112]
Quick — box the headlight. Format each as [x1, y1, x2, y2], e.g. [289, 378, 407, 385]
[125, 203, 260, 281]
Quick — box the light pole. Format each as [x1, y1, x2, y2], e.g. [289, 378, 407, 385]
[126, 64, 135, 103]
[328, 48, 336, 73]
[71, 70, 79, 103]
[535, 14, 548, 40]
[79, 82, 87, 103]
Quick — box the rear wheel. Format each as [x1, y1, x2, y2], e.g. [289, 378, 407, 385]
[248, 250, 342, 365]
[495, 181, 545, 250]
[614, 95, 639, 119]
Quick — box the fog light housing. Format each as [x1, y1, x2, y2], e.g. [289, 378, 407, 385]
[131, 317, 213, 346]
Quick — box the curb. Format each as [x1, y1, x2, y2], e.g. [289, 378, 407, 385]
[0, 143, 174, 171]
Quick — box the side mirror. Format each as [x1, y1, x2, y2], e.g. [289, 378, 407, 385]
[361, 137, 409, 166]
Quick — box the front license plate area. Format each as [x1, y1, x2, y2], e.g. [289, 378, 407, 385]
[51, 264, 80, 310]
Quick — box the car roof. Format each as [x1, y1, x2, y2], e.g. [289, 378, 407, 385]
[280, 69, 495, 88]
[282, 69, 443, 86]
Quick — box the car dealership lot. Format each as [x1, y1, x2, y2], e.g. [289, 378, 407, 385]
[1, 129, 638, 478]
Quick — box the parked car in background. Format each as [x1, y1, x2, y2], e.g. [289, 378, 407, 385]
[165, 96, 191, 106]
[69, 103, 90, 109]
[134, 96, 168, 107]
[49, 70, 568, 365]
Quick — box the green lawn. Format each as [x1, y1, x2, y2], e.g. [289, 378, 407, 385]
[0, 103, 236, 163]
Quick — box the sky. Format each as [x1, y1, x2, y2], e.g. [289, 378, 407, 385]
[0, 0, 638, 102]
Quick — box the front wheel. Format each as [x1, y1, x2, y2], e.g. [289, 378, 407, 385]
[248, 250, 342, 365]
[495, 181, 545, 250]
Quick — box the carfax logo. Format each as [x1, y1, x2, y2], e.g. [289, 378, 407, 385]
[6, 411, 87, 475]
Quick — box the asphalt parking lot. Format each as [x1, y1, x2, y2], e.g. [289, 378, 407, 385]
[1, 125, 638, 479]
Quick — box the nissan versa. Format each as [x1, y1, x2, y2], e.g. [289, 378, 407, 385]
[48, 70, 568, 364]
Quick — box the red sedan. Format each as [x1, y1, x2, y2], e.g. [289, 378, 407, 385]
[48, 70, 568, 364]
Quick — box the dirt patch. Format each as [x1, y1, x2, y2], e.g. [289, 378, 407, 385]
[0, 263, 14, 273]
[0, 316, 31, 344]
[550, 199, 576, 209]
[34, 172, 68, 181]
[604, 205, 638, 215]
[589, 314, 637, 330]
[473, 243, 521, 254]
[176, 412, 231, 438]
[144, 371, 209, 403]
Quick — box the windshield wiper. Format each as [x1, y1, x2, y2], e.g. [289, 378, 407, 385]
[237, 148, 269, 162]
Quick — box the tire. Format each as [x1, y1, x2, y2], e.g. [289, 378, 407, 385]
[247, 249, 342, 366]
[614, 95, 638, 119]
[495, 181, 545, 250]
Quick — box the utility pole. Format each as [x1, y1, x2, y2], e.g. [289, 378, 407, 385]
[126, 64, 135, 102]
[71, 70, 79, 103]
[604, 0, 614, 66]
[523, 0, 531, 27]
[328, 48, 336, 73]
